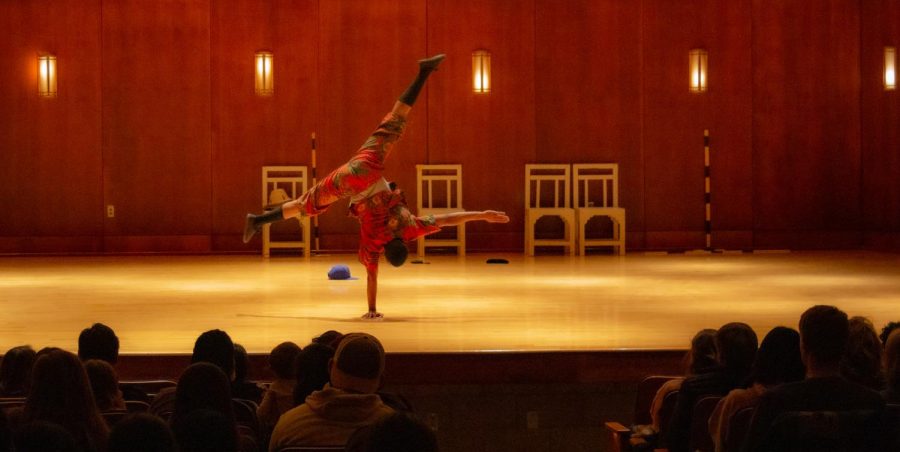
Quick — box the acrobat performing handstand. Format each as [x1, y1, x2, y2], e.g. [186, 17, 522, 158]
[242, 54, 509, 320]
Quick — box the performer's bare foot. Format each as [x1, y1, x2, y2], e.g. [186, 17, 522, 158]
[243, 214, 260, 243]
[361, 311, 384, 321]
[419, 54, 446, 71]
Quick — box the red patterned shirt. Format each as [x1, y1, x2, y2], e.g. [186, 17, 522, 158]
[350, 189, 440, 274]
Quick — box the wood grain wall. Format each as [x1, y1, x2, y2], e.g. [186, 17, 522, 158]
[0, 0, 895, 254]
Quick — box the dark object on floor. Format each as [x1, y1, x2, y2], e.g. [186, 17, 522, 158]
[486, 258, 509, 264]
[410, 259, 430, 264]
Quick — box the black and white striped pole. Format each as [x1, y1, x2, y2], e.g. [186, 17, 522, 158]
[704, 129, 712, 251]
[311, 132, 320, 252]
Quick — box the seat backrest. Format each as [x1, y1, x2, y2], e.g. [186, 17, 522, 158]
[120, 380, 176, 399]
[276, 447, 345, 452]
[657, 389, 681, 443]
[124, 400, 150, 413]
[262, 166, 308, 209]
[767, 409, 881, 452]
[573, 163, 619, 208]
[416, 164, 462, 211]
[689, 395, 722, 452]
[633, 375, 680, 426]
[525, 164, 571, 209]
[723, 405, 755, 452]
[884, 404, 900, 451]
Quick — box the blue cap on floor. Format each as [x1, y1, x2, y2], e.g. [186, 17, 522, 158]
[328, 264, 357, 280]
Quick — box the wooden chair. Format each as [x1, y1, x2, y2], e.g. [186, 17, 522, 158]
[688, 396, 722, 452]
[604, 376, 680, 452]
[722, 405, 755, 452]
[573, 163, 626, 255]
[262, 166, 311, 258]
[524, 164, 575, 255]
[416, 164, 465, 257]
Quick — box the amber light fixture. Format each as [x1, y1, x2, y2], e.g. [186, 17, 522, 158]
[689, 49, 708, 93]
[38, 55, 57, 97]
[885, 47, 896, 91]
[472, 49, 491, 93]
[255, 51, 274, 96]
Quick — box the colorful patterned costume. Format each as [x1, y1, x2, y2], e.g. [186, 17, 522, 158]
[295, 113, 440, 273]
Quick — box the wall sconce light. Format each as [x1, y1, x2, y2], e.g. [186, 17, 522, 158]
[38, 55, 57, 97]
[689, 49, 708, 93]
[255, 51, 274, 96]
[472, 49, 491, 93]
[885, 47, 896, 91]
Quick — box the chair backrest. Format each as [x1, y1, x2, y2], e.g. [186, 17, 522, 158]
[276, 447, 345, 452]
[416, 164, 463, 211]
[633, 375, 680, 426]
[262, 166, 308, 209]
[120, 380, 176, 399]
[232, 398, 261, 438]
[101, 410, 130, 428]
[723, 405, 755, 452]
[657, 389, 680, 443]
[767, 409, 881, 452]
[124, 400, 150, 413]
[689, 396, 722, 452]
[525, 164, 571, 209]
[0, 397, 25, 412]
[573, 163, 619, 208]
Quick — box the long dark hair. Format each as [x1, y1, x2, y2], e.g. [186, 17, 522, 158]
[684, 329, 718, 375]
[170, 362, 238, 450]
[0, 345, 36, 397]
[293, 342, 335, 405]
[749, 326, 805, 386]
[23, 349, 109, 451]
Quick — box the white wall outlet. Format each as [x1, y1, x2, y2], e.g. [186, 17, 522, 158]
[106, 205, 115, 218]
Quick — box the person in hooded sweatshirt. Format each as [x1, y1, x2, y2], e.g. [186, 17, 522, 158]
[268, 333, 393, 450]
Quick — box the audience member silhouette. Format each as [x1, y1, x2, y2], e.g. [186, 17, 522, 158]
[841, 316, 885, 391]
[170, 362, 247, 452]
[292, 342, 335, 406]
[84, 359, 126, 412]
[345, 411, 438, 452]
[313, 330, 345, 349]
[15, 349, 109, 452]
[12, 421, 79, 452]
[881, 321, 900, 346]
[151, 329, 236, 414]
[650, 328, 718, 430]
[78, 323, 120, 364]
[173, 409, 239, 452]
[666, 322, 758, 452]
[258, 341, 302, 432]
[742, 305, 886, 452]
[0, 345, 35, 398]
[107, 413, 177, 452]
[270, 333, 393, 449]
[708, 326, 804, 452]
[883, 329, 900, 404]
[233, 343, 264, 403]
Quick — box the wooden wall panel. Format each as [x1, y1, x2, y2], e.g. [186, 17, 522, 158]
[210, 0, 319, 251]
[752, 0, 862, 249]
[534, 0, 643, 247]
[427, 0, 535, 251]
[316, 0, 427, 251]
[0, 0, 102, 252]
[101, 0, 212, 249]
[1, 0, 895, 254]
[642, 0, 752, 250]
[861, 0, 900, 251]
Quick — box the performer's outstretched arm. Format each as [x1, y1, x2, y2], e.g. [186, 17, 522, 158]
[433, 210, 509, 227]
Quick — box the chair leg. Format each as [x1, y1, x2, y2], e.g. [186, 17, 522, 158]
[458, 224, 466, 257]
[262, 225, 270, 258]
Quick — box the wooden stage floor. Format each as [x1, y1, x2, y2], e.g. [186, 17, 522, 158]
[1, 251, 899, 355]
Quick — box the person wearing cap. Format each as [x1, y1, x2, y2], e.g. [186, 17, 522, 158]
[242, 55, 510, 320]
[268, 333, 393, 450]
